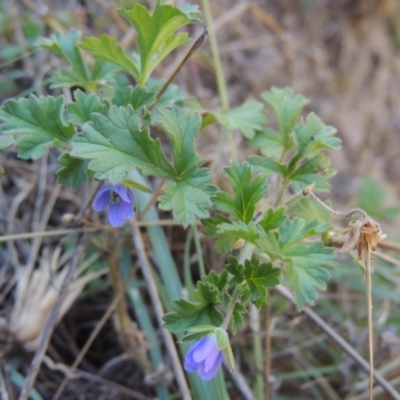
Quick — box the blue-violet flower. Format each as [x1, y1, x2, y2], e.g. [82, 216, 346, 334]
[184, 335, 223, 380]
[92, 184, 135, 227]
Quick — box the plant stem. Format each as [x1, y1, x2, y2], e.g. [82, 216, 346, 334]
[221, 285, 242, 330]
[265, 304, 272, 400]
[250, 304, 264, 400]
[221, 242, 255, 330]
[201, 0, 236, 159]
[193, 224, 206, 276]
[237, 243, 264, 398]
[365, 246, 374, 400]
[200, 0, 229, 111]
[273, 178, 289, 208]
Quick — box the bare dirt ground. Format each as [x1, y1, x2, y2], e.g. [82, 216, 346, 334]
[1, 0, 400, 399]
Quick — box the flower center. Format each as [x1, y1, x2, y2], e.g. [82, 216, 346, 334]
[110, 191, 120, 203]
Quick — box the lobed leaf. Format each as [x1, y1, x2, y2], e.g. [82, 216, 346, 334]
[112, 86, 157, 110]
[243, 258, 281, 309]
[0, 95, 75, 159]
[79, 34, 140, 79]
[214, 99, 266, 140]
[248, 127, 284, 159]
[291, 112, 341, 163]
[284, 242, 336, 309]
[202, 214, 238, 254]
[38, 29, 89, 81]
[214, 161, 270, 223]
[71, 105, 175, 183]
[154, 107, 203, 176]
[262, 87, 308, 146]
[163, 281, 224, 334]
[56, 153, 88, 189]
[68, 90, 107, 124]
[158, 170, 214, 228]
[119, 2, 195, 84]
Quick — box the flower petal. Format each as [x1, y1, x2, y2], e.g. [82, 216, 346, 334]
[113, 184, 132, 203]
[184, 351, 198, 372]
[204, 345, 221, 372]
[108, 202, 128, 227]
[184, 337, 209, 372]
[193, 336, 218, 363]
[92, 184, 113, 211]
[118, 200, 134, 220]
[198, 352, 223, 381]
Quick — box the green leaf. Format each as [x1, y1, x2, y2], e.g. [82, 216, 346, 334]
[261, 87, 308, 146]
[163, 281, 224, 334]
[146, 78, 187, 109]
[154, 107, 203, 176]
[71, 105, 175, 183]
[0, 95, 75, 159]
[201, 270, 228, 292]
[214, 161, 270, 223]
[124, 178, 151, 193]
[216, 221, 262, 245]
[291, 113, 341, 162]
[119, 2, 195, 84]
[68, 90, 107, 124]
[249, 155, 286, 177]
[202, 214, 238, 254]
[56, 153, 88, 189]
[290, 157, 337, 193]
[226, 256, 281, 309]
[230, 302, 247, 335]
[288, 197, 332, 224]
[179, 4, 201, 20]
[91, 59, 119, 81]
[248, 127, 284, 159]
[79, 34, 140, 79]
[181, 325, 216, 342]
[278, 218, 330, 249]
[243, 258, 281, 309]
[256, 217, 336, 308]
[357, 177, 400, 220]
[158, 170, 214, 227]
[259, 207, 287, 231]
[214, 99, 266, 139]
[50, 61, 118, 89]
[0, 134, 15, 150]
[38, 29, 89, 81]
[112, 85, 156, 109]
[225, 256, 245, 282]
[38, 30, 117, 90]
[284, 243, 335, 309]
[154, 107, 214, 227]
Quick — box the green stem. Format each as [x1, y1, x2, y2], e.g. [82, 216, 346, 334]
[221, 285, 242, 330]
[193, 224, 206, 276]
[251, 303, 264, 400]
[273, 178, 289, 208]
[201, 0, 236, 159]
[184, 228, 195, 296]
[221, 243, 255, 331]
[200, 0, 229, 111]
[238, 243, 264, 398]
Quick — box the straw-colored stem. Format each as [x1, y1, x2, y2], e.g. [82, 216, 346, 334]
[365, 246, 374, 400]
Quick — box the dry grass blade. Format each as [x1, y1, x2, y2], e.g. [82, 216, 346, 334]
[276, 285, 400, 400]
[18, 234, 88, 400]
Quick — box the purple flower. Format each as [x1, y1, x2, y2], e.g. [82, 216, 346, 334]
[92, 184, 135, 227]
[184, 335, 223, 381]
